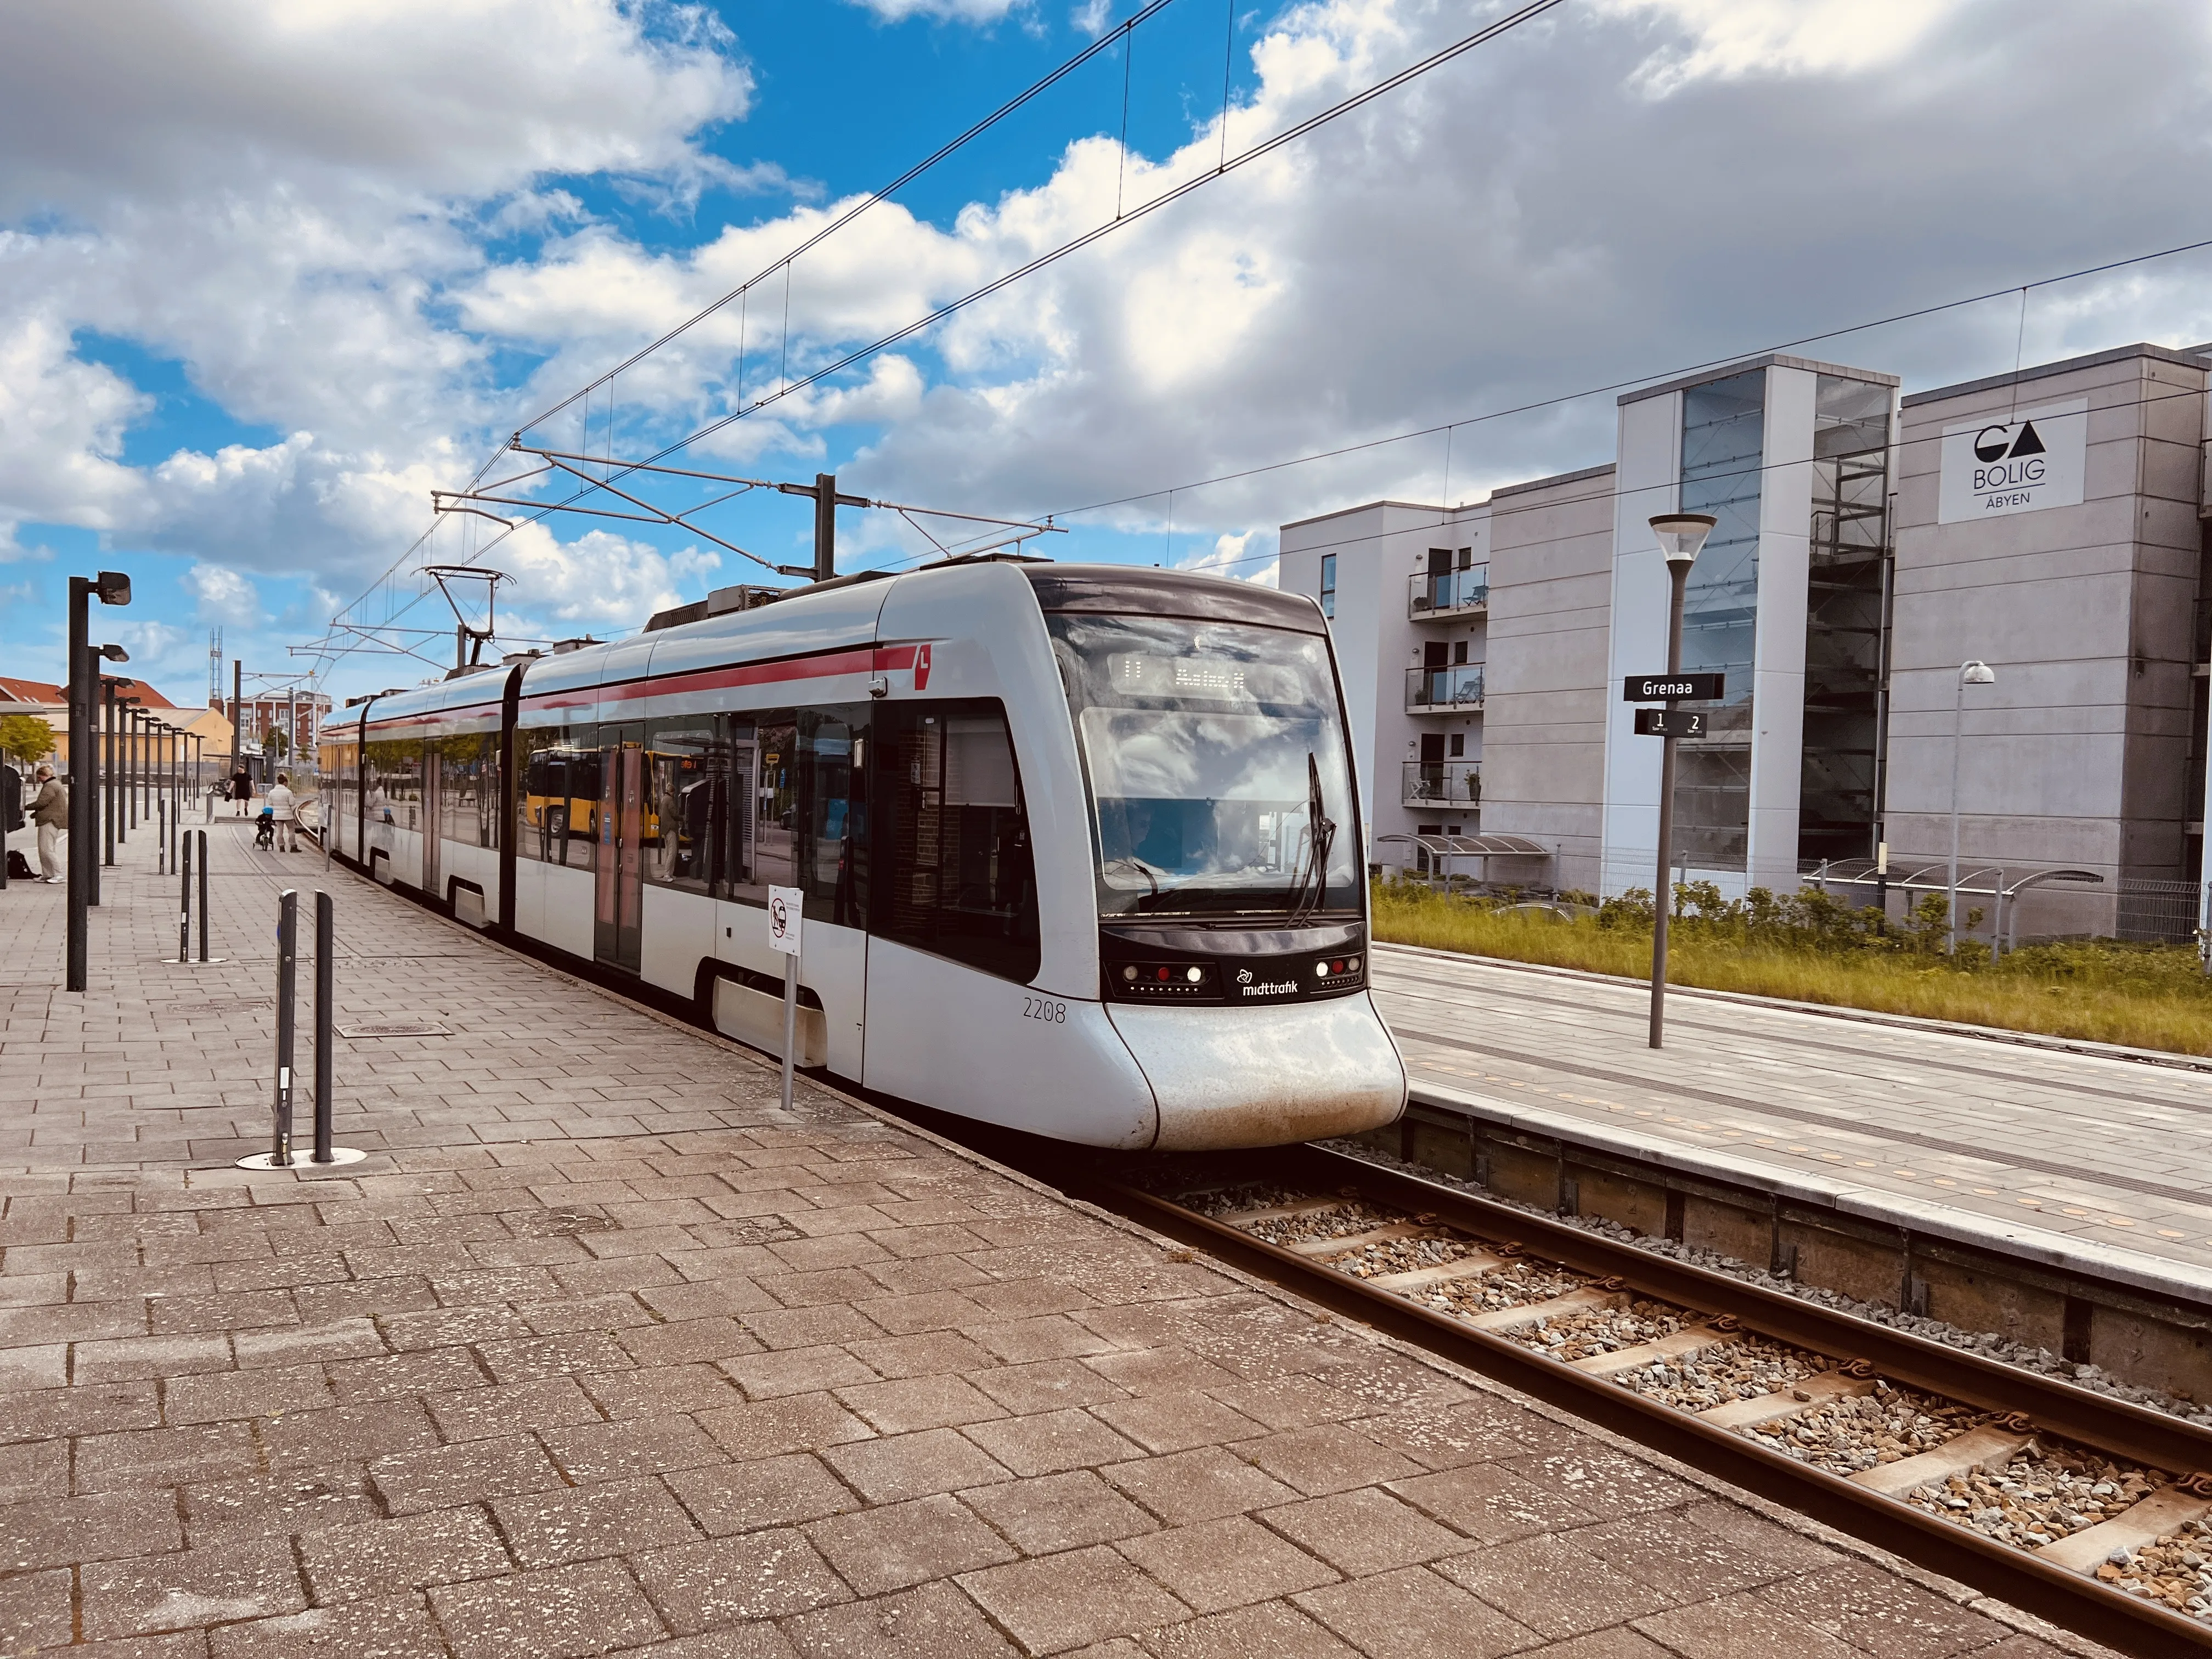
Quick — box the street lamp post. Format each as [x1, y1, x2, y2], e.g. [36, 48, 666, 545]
[1646, 512, 1717, 1050]
[1948, 659, 1997, 954]
[65, 571, 131, 993]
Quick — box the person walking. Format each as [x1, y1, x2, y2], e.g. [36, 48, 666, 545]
[230, 767, 252, 817]
[29, 764, 67, 883]
[265, 772, 298, 852]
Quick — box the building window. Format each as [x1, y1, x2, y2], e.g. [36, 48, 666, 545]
[1677, 368, 1765, 872]
[1448, 734, 1464, 759]
[1319, 554, 1336, 618]
[1452, 641, 1469, 665]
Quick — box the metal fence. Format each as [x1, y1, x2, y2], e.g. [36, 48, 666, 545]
[2115, 878, 2202, 946]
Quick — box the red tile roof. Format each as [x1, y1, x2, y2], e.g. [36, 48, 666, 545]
[0, 676, 182, 708]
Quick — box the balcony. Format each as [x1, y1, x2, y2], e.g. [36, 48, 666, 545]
[1402, 760, 1480, 808]
[1409, 565, 1489, 619]
[1406, 664, 1485, 712]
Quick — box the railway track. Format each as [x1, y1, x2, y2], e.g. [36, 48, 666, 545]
[1038, 1141, 2212, 1658]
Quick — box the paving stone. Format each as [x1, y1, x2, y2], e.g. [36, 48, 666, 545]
[1091, 1392, 1265, 1455]
[843, 1331, 991, 1381]
[494, 1477, 704, 1567]
[81, 1537, 309, 1641]
[1115, 1515, 1338, 1614]
[0, 1564, 74, 1651]
[969, 1357, 1128, 1415]
[960, 1407, 1143, 1478]
[1576, 1502, 1827, 1601]
[261, 1400, 440, 1470]
[1631, 1593, 1858, 1659]
[1756, 1559, 2003, 1659]
[77, 1421, 263, 1492]
[547, 1413, 730, 1482]
[720, 1345, 879, 1401]
[369, 1434, 567, 1514]
[805, 1493, 1018, 1594]
[1102, 1446, 1301, 1526]
[183, 1468, 382, 1548]
[1292, 1565, 1539, 1658]
[1257, 1488, 1464, 1577]
[958, 1545, 1190, 1656]
[635, 1530, 853, 1630]
[0, 1487, 184, 1569]
[777, 1579, 1019, 1659]
[1082, 1347, 1241, 1397]
[1387, 1462, 1599, 1544]
[427, 1374, 603, 1441]
[968, 1316, 1117, 1364]
[1431, 1532, 1673, 1639]
[297, 1509, 512, 1604]
[431, 1560, 670, 1659]
[820, 1427, 1012, 1505]
[698, 1393, 876, 1461]
[208, 1592, 449, 1657]
[165, 1362, 334, 1426]
[961, 1469, 1159, 1556]
[1237, 1425, 1425, 1498]
[667, 1452, 862, 1536]
[1137, 1600, 1362, 1659]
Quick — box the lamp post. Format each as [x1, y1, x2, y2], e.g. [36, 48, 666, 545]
[1948, 659, 1996, 955]
[65, 569, 131, 993]
[1646, 512, 1717, 1049]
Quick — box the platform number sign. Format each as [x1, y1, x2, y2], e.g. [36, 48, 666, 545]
[768, 886, 803, 956]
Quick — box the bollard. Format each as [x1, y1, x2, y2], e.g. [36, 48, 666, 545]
[178, 832, 191, 963]
[270, 889, 297, 1166]
[196, 831, 211, 961]
[313, 891, 335, 1162]
[158, 798, 166, 874]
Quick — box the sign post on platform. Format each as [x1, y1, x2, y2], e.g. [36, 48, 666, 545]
[1632, 513, 1717, 1051]
[768, 885, 804, 1113]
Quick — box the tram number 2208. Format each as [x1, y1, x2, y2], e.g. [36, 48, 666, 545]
[1022, 996, 1069, 1025]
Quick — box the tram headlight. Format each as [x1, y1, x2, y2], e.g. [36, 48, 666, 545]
[1185, 966, 1203, 983]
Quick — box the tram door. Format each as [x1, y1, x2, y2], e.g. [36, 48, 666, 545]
[420, 740, 443, 901]
[595, 723, 646, 972]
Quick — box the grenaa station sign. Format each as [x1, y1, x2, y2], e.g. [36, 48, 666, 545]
[1937, 396, 2088, 523]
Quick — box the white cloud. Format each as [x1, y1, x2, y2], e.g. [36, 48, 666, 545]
[1070, 1, 1113, 38]
[844, 0, 1029, 22]
[1596, 0, 1962, 92]
[497, 526, 721, 629]
[182, 563, 263, 628]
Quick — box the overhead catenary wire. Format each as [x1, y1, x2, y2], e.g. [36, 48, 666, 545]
[308, 0, 1565, 678]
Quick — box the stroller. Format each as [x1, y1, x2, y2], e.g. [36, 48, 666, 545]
[253, 808, 275, 850]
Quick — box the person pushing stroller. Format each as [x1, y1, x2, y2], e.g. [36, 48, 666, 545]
[261, 773, 298, 851]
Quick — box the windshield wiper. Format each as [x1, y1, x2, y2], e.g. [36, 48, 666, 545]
[1102, 856, 1163, 896]
[1286, 752, 1336, 927]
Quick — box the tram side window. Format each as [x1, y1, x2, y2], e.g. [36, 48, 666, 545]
[437, 732, 498, 850]
[798, 708, 867, 926]
[516, 724, 598, 868]
[871, 699, 1038, 983]
[364, 738, 422, 833]
[644, 721, 718, 893]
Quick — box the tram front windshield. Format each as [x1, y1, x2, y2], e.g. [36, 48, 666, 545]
[1049, 613, 1361, 919]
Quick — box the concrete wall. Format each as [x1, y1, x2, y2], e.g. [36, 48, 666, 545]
[1481, 465, 1616, 893]
[1889, 346, 2208, 932]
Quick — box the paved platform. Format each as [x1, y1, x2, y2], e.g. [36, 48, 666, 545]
[0, 824, 2103, 1656]
[1375, 944, 2212, 1298]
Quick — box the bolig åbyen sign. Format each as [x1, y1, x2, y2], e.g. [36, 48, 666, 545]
[1938, 397, 2087, 523]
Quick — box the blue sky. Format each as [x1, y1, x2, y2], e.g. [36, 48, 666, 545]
[5, 0, 2212, 707]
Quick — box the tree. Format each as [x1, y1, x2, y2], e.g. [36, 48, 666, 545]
[262, 725, 289, 759]
[0, 714, 55, 768]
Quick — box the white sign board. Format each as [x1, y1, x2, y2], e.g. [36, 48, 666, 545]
[767, 886, 803, 956]
[1938, 397, 2087, 523]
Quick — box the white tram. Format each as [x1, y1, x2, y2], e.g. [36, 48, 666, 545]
[321, 560, 1406, 1149]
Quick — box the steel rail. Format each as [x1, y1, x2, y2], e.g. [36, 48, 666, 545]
[1052, 1142, 2212, 1658]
